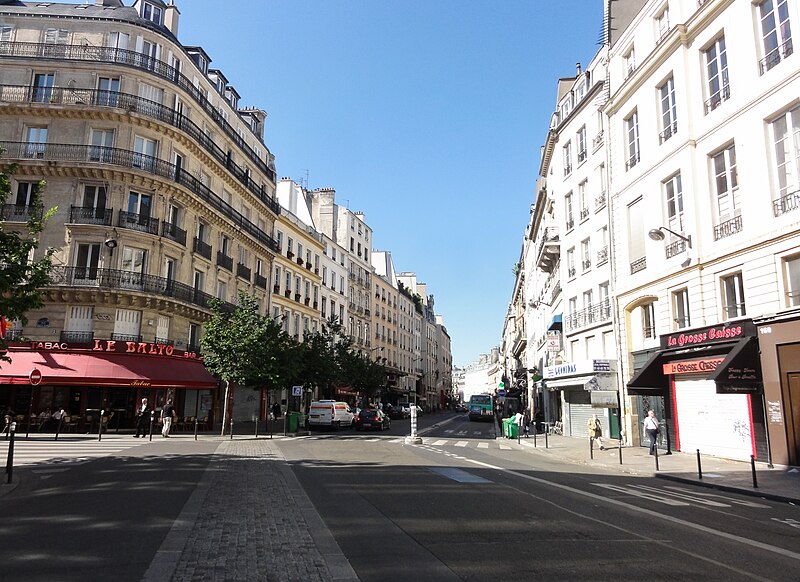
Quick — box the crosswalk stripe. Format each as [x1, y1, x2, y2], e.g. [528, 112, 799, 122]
[431, 439, 448, 446]
[477, 442, 489, 449]
[499, 444, 512, 450]
[454, 441, 468, 447]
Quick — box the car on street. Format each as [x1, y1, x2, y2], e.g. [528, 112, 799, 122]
[387, 403, 410, 419]
[354, 409, 391, 431]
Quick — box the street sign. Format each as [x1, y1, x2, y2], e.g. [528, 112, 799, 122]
[29, 368, 42, 386]
[498, 381, 504, 389]
[291, 385, 302, 397]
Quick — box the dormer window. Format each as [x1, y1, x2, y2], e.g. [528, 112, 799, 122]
[142, 2, 163, 26]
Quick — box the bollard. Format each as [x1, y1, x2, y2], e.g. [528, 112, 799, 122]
[254, 418, 259, 439]
[545, 428, 549, 449]
[55, 415, 63, 441]
[533, 428, 537, 448]
[697, 449, 703, 480]
[517, 423, 520, 445]
[654, 444, 660, 471]
[751, 455, 758, 489]
[5, 422, 16, 484]
[149, 411, 154, 441]
[619, 440, 623, 465]
[230, 419, 234, 440]
[589, 438, 594, 460]
[194, 417, 199, 441]
[98, 409, 105, 442]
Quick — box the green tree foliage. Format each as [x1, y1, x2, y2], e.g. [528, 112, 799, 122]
[0, 162, 56, 361]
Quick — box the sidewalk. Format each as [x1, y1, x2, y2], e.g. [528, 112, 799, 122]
[513, 431, 800, 504]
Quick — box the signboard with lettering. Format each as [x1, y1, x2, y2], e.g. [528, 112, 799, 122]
[544, 359, 615, 379]
[662, 357, 725, 375]
[660, 320, 755, 350]
[545, 331, 561, 353]
[30, 340, 199, 359]
[767, 400, 783, 424]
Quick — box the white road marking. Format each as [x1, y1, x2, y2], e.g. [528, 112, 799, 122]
[593, 483, 690, 506]
[444, 430, 454, 434]
[628, 484, 732, 507]
[430, 439, 448, 446]
[772, 518, 800, 530]
[454, 441, 468, 447]
[499, 444, 512, 450]
[663, 487, 771, 508]
[477, 443, 489, 449]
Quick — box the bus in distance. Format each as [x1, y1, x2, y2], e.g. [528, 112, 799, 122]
[468, 393, 494, 422]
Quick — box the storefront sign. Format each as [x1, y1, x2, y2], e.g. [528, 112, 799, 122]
[544, 359, 614, 379]
[661, 320, 755, 350]
[30, 340, 198, 359]
[545, 331, 561, 352]
[767, 400, 783, 424]
[662, 357, 725, 375]
[590, 390, 618, 408]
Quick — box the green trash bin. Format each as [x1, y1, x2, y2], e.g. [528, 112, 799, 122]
[287, 412, 299, 433]
[502, 418, 511, 438]
[507, 420, 519, 439]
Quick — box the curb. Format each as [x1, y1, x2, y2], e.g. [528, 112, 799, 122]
[654, 473, 800, 505]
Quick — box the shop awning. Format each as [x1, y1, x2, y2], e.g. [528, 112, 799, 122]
[548, 314, 563, 331]
[627, 351, 667, 394]
[0, 350, 219, 389]
[711, 337, 763, 393]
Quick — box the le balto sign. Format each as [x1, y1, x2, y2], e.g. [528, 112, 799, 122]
[29, 340, 199, 359]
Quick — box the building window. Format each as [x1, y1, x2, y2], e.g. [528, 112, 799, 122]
[578, 180, 588, 219]
[188, 323, 200, 350]
[642, 302, 656, 338]
[15, 181, 41, 206]
[704, 36, 730, 113]
[216, 280, 227, 301]
[655, 5, 671, 41]
[565, 192, 574, 230]
[784, 254, 800, 307]
[31, 72, 54, 103]
[25, 126, 47, 158]
[721, 272, 746, 319]
[624, 46, 636, 78]
[563, 141, 572, 176]
[664, 173, 684, 234]
[577, 126, 587, 163]
[672, 288, 690, 329]
[625, 110, 640, 169]
[770, 105, 800, 216]
[567, 248, 576, 278]
[711, 144, 742, 239]
[758, 0, 793, 74]
[581, 238, 591, 271]
[628, 198, 646, 273]
[142, 2, 163, 25]
[659, 76, 677, 143]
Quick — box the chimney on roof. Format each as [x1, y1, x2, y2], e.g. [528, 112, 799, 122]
[576, 62, 582, 75]
[164, 1, 180, 36]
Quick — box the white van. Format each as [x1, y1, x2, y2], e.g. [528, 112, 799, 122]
[308, 400, 355, 430]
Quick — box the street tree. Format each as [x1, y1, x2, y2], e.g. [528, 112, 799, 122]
[201, 290, 289, 435]
[0, 163, 56, 361]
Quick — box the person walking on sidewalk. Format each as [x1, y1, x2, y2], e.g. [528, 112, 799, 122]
[161, 399, 176, 437]
[588, 413, 604, 450]
[643, 409, 660, 455]
[135, 397, 151, 438]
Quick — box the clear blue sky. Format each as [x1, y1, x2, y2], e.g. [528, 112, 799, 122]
[175, 0, 603, 366]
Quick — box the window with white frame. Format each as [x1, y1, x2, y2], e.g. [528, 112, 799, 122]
[642, 301, 656, 338]
[784, 254, 800, 307]
[583, 289, 593, 309]
[664, 173, 684, 234]
[704, 36, 729, 113]
[25, 126, 47, 158]
[216, 280, 227, 301]
[567, 247, 576, 278]
[15, 181, 41, 206]
[563, 141, 572, 176]
[672, 288, 690, 329]
[565, 192, 574, 229]
[721, 272, 746, 319]
[625, 110, 640, 169]
[31, 72, 54, 103]
[655, 5, 670, 41]
[624, 46, 636, 78]
[274, 265, 281, 289]
[578, 180, 588, 219]
[0, 26, 13, 42]
[758, 0, 793, 74]
[142, 2, 163, 25]
[628, 198, 646, 273]
[711, 144, 740, 236]
[659, 76, 677, 143]
[770, 105, 800, 215]
[577, 126, 587, 163]
[581, 238, 591, 271]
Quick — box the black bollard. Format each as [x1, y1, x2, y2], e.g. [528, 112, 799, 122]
[654, 444, 660, 471]
[230, 419, 234, 440]
[619, 440, 623, 465]
[5, 422, 16, 484]
[194, 417, 198, 441]
[545, 428, 549, 449]
[98, 409, 104, 442]
[589, 438, 594, 460]
[751, 455, 758, 488]
[697, 449, 703, 480]
[533, 428, 537, 448]
[254, 418, 259, 439]
[149, 411, 154, 441]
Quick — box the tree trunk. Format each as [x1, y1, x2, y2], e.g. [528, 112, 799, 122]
[220, 379, 230, 437]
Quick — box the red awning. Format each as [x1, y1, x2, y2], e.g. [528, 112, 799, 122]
[0, 350, 218, 389]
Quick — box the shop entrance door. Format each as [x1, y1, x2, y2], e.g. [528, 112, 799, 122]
[788, 374, 800, 466]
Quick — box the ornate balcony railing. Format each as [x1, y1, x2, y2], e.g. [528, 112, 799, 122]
[582, 258, 591, 270]
[193, 237, 212, 260]
[111, 333, 142, 343]
[0, 43, 276, 184]
[118, 210, 159, 235]
[773, 190, 800, 217]
[236, 262, 251, 281]
[568, 266, 576, 278]
[714, 215, 743, 240]
[566, 218, 574, 231]
[69, 205, 113, 226]
[630, 256, 647, 274]
[625, 151, 640, 170]
[47, 266, 235, 313]
[60, 330, 94, 343]
[254, 273, 268, 290]
[705, 84, 731, 114]
[579, 207, 589, 220]
[217, 251, 233, 272]
[665, 238, 688, 259]
[592, 130, 604, 150]
[0, 141, 279, 252]
[1, 204, 43, 222]
[659, 121, 678, 144]
[595, 192, 606, 210]
[564, 299, 612, 332]
[596, 246, 608, 265]
[760, 39, 793, 75]
[550, 281, 561, 305]
[154, 337, 174, 347]
[161, 221, 187, 246]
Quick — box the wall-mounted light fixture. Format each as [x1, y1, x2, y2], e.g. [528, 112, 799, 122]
[528, 299, 552, 309]
[647, 226, 692, 248]
[104, 238, 118, 257]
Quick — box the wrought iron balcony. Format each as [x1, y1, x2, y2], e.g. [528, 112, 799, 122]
[659, 121, 678, 144]
[193, 237, 212, 260]
[705, 84, 731, 114]
[217, 251, 233, 272]
[118, 210, 159, 235]
[254, 273, 268, 289]
[625, 152, 640, 170]
[595, 192, 606, 210]
[773, 189, 800, 217]
[760, 39, 793, 75]
[665, 238, 688, 259]
[1, 204, 43, 222]
[714, 215, 743, 240]
[111, 333, 142, 343]
[161, 221, 187, 246]
[596, 246, 609, 265]
[592, 130, 604, 150]
[577, 150, 587, 164]
[564, 298, 612, 332]
[568, 266, 576, 278]
[69, 205, 112, 226]
[236, 262, 251, 281]
[582, 258, 591, 270]
[630, 256, 647, 274]
[0, 45, 276, 186]
[563, 164, 572, 177]
[579, 207, 589, 220]
[566, 218, 574, 231]
[0, 141, 279, 253]
[46, 266, 235, 313]
[60, 330, 94, 343]
[154, 337, 174, 347]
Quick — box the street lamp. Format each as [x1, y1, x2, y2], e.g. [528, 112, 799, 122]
[648, 226, 693, 267]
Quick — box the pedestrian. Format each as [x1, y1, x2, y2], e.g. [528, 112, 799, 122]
[271, 402, 281, 420]
[514, 410, 525, 437]
[134, 397, 151, 438]
[588, 413, 604, 450]
[643, 409, 660, 455]
[161, 398, 176, 437]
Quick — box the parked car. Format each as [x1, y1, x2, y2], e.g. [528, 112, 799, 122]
[354, 409, 391, 431]
[455, 403, 468, 413]
[387, 403, 410, 419]
[308, 400, 355, 430]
